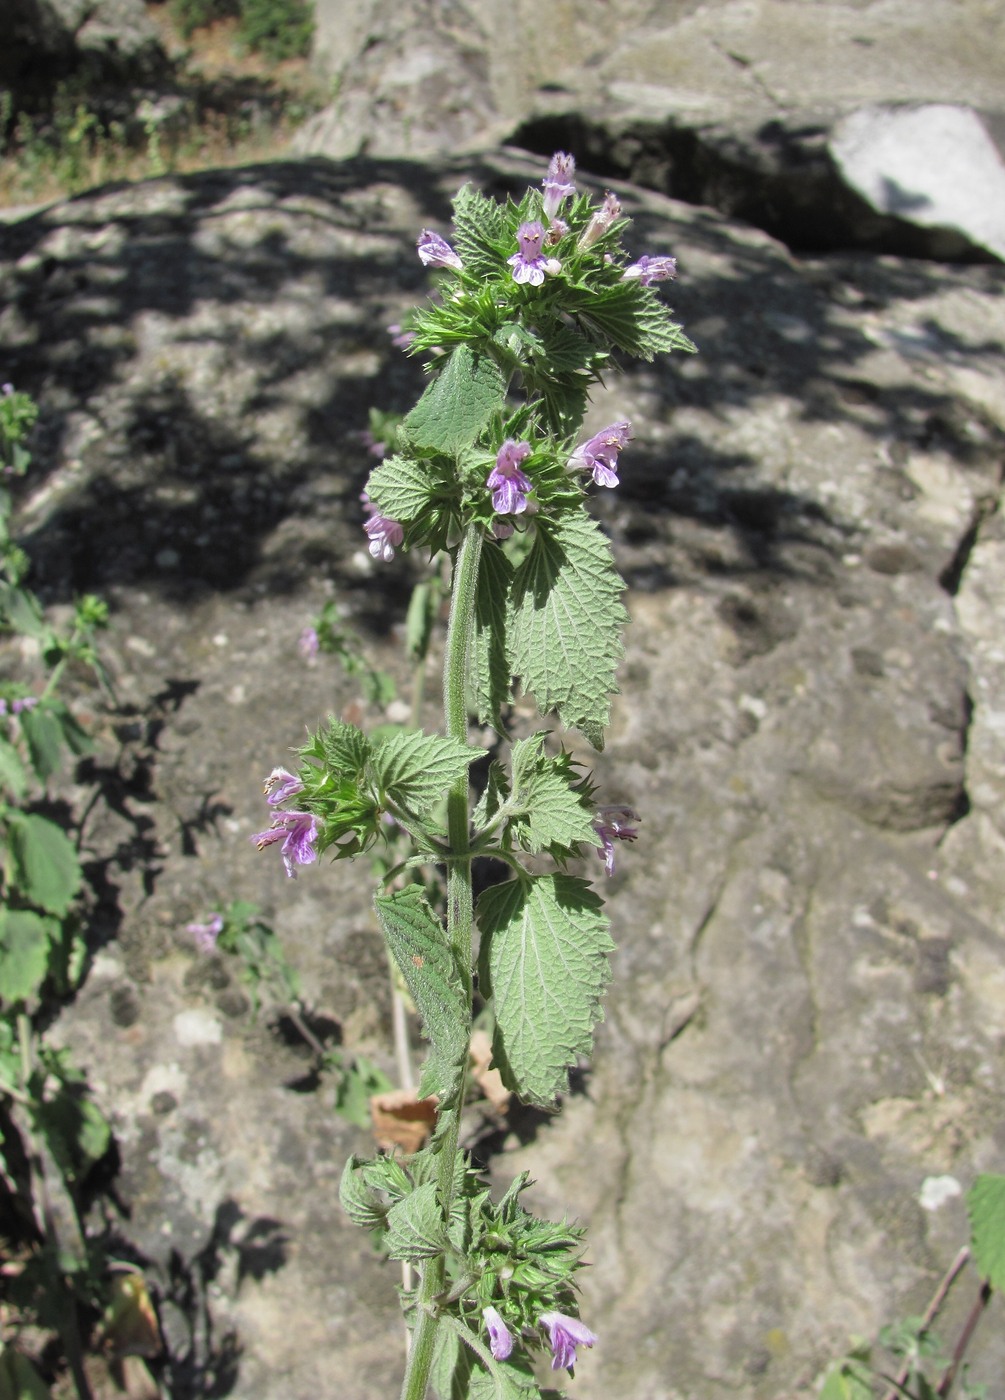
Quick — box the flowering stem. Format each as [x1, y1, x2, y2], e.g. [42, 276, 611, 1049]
[399, 524, 482, 1400]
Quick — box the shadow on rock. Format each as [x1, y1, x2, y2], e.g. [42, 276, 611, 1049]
[158, 1198, 290, 1399]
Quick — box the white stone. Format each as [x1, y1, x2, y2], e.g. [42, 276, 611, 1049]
[831, 105, 1005, 261]
[919, 1174, 962, 1210]
[172, 1009, 222, 1047]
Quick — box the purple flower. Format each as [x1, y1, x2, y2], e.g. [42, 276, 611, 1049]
[568, 421, 633, 489]
[1, 384, 12, 396]
[545, 217, 568, 245]
[364, 511, 404, 563]
[186, 912, 225, 953]
[539, 1312, 597, 1372]
[492, 518, 515, 540]
[359, 428, 387, 459]
[263, 766, 305, 806]
[298, 626, 320, 662]
[487, 439, 533, 515]
[542, 151, 576, 219]
[251, 810, 319, 879]
[11, 696, 39, 714]
[387, 322, 416, 350]
[0, 700, 7, 717]
[622, 254, 677, 286]
[417, 230, 463, 272]
[578, 192, 622, 249]
[483, 1306, 514, 1362]
[507, 221, 560, 286]
[593, 804, 640, 876]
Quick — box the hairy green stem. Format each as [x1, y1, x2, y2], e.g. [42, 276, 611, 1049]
[399, 525, 483, 1400]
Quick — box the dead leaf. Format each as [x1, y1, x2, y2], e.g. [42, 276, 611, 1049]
[369, 1089, 438, 1153]
[110, 1356, 161, 1400]
[468, 1030, 511, 1114]
[101, 1274, 161, 1360]
[82, 1353, 162, 1400]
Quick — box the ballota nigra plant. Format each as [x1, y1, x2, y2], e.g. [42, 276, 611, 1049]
[252, 153, 696, 1399]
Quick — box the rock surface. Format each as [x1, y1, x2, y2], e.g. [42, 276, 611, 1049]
[2, 0, 170, 111]
[2, 149, 1005, 1397]
[299, 0, 1005, 260]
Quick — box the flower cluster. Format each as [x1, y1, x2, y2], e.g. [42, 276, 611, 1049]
[358, 153, 689, 562]
[593, 804, 640, 876]
[298, 625, 320, 662]
[487, 439, 533, 516]
[508, 220, 561, 286]
[542, 151, 576, 219]
[361, 491, 404, 563]
[416, 229, 463, 272]
[623, 253, 677, 285]
[251, 766, 318, 878]
[579, 191, 622, 249]
[481, 1306, 597, 1372]
[187, 912, 224, 953]
[0, 695, 39, 716]
[569, 421, 634, 489]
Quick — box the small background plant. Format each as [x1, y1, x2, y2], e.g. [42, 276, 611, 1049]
[821, 1174, 1005, 1399]
[169, 0, 314, 60]
[0, 385, 164, 1398]
[0, 6, 322, 209]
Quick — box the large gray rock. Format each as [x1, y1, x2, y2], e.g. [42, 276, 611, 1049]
[298, 0, 1005, 260]
[2, 150, 1004, 1397]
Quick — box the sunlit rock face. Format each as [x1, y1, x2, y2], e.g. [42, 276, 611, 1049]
[301, 0, 1005, 262]
[3, 146, 1004, 1397]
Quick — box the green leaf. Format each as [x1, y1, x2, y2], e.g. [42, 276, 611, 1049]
[366, 453, 441, 526]
[509, 735, 598, 855]
[566, 281, 697, 361]
[0, 1345, 53, 1400]
[361, 1154, 414, 1202]
[465, 1361, 542, 1400]
[0, 582, 46, 639]
[51, 702, 92, 758]
[818, 1361, 874, 1400]
[384, 1179, 449, 1261]
[0, 735, 27, 800]
[450, 184, 510, 280]
[968, 1173, 1005, 1290]
[432, 1319, 543, 1400]
[33, 1047, 112, 1180]
[374, 887, 469, 1104]
[431, 1325, 472, 1400]
[477, 874, 614, 1107]
[6, 811, 81, 915]
[333, 1054, 393, 1128]
[402, 347, 506, 455]
[533, 323, 594, 375]
[370, 729, 482, 819]
[0, 909, 55, 1005]
[36, 1080, 111, 1174]
[339, 1154, 390, 1230]
[18, 707, 66, 782]
[314, 718, 371, 778]
[472, 759, 508, 834]
[507, 511, 628, 749]
[469, 539, 513, 730]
